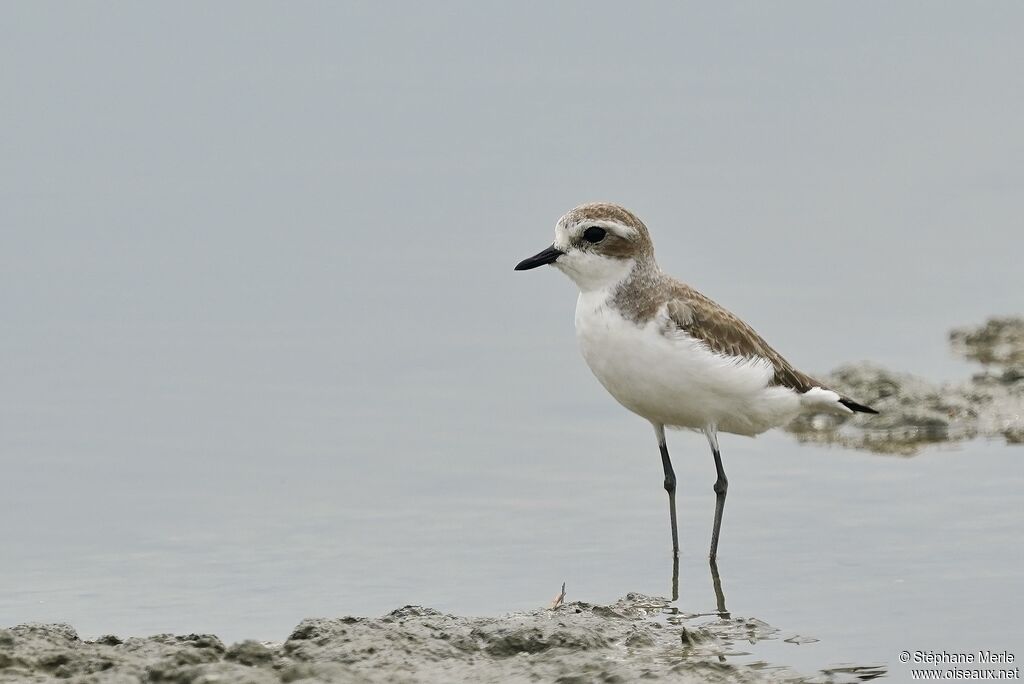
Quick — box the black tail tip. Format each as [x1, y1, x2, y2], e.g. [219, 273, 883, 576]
[839, 398, 879, 414]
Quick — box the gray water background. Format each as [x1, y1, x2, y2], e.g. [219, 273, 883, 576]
[2, 3, 1022, 677]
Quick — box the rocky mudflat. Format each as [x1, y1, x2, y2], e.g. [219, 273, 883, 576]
[786, 317, 1024, 454]
[0, 594, 885, 683]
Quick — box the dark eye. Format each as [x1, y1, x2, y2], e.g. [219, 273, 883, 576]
[582, 226, 606, 243]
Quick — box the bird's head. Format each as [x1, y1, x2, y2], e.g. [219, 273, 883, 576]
[514, 203, 655, 291]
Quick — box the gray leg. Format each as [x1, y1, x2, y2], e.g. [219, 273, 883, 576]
[653, 423, 679, 558]
[705, 428, 728, 560]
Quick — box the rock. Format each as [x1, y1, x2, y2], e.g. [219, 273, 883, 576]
[226, 640, 275, 667]
[0, 595, 860, 682]
[786, 317, 1024, 454]
[949, 317, 1024, 366]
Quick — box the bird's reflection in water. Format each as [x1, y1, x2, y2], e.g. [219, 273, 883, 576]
[710, 559, 729, 664]
[669, 558, 730, 664]
[664, 556, 887, 679]
[669, 556, 730, 619]
[710, 559, 729, 619]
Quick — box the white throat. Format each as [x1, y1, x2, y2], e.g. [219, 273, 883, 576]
[554, 254, 636, 293]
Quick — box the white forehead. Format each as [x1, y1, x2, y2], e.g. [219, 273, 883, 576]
[556, 215, 639, 239]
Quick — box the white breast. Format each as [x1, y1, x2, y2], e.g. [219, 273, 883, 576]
[574, 291, 803, 436]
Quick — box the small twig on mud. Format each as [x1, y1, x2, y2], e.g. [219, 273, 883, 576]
[549, 582, 566, 609]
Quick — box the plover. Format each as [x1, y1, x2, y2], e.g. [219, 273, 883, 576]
[515, 203, 876, 561]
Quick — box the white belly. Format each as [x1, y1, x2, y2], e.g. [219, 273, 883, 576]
[574, 292, 802, 436]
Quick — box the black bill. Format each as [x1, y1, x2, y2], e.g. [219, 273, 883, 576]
[514, 245, 564, 271]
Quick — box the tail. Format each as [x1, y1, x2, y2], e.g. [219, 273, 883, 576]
[837, 397, 879, 414]
[799, 387, 879, 415]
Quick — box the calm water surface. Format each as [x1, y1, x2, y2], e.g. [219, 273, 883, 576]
[2, 320, 1021, 679]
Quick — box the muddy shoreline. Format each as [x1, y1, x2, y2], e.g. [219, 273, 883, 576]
[0, 593, 884, 683]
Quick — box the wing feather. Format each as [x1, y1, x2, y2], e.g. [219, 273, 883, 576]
[663, 284, 819, 393]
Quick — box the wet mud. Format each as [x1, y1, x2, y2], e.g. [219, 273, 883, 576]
[787, 317, 1024, 454]
[0, 594, 885, 683]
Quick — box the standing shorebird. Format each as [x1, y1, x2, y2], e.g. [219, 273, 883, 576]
[515, 203, 876, 561]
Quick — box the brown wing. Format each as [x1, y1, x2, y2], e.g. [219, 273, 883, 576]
[664, 283, 820, 393]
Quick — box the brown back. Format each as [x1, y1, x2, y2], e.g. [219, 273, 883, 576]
[664, 282, 821, 393]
